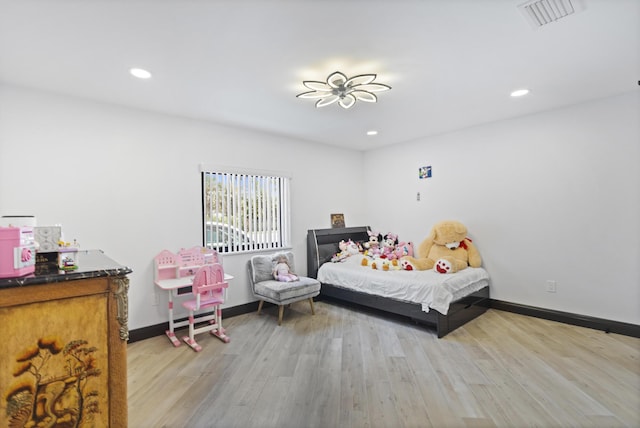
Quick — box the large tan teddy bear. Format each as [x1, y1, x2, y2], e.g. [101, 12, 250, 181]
[400, 220, 482, 273]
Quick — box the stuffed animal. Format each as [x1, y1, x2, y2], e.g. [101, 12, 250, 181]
[363, 230, 382, 257]
[375, 258, 401, 271]
[362, 254, 402, 271]
[380, 232, 398, 259]
[273, 255, 299, 282]
[331, 240, 349, 262]
[331, 239, 361, 262]
[393, 241, 414, 259]
[363, 231, 412, 269]
[400, 220, 481, 273]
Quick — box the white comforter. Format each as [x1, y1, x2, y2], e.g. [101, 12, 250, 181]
[317, 256, 490, 315]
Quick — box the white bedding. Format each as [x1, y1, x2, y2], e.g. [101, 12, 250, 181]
[317, 256, 490, 315]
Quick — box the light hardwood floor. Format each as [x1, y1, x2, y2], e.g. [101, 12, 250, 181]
[127, 302, 640, 428]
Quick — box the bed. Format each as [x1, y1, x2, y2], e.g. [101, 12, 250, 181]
[307, 226, 491, 338]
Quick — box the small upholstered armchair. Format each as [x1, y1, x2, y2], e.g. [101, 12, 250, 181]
[248, 251, 321, 325]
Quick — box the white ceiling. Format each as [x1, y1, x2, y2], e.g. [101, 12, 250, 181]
[1, 0, 638, 151]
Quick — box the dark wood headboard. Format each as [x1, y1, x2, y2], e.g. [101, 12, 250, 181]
[306, 226, 370, 278]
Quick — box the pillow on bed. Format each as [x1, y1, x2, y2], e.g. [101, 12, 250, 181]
[318, 243, 340, 265]
[251, 251, 295, 283]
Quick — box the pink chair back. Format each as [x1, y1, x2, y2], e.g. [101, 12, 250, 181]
[192, 263, 227, 301]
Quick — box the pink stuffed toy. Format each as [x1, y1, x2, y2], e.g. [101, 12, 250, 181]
[380, 232, 398, 259]
[363, 230, 382, 257]
[393, 241, 414, 259]
[273, 255, 299, 282]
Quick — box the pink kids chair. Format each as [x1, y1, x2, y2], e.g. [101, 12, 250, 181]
[181, 263, 229, 351]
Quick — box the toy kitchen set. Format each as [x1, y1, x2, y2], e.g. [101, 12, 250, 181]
[0, 216, 79, 278]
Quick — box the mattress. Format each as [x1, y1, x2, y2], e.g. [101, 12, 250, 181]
[317, 256, 490, 315]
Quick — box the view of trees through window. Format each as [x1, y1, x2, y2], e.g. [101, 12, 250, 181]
[201, 170, 290, 253]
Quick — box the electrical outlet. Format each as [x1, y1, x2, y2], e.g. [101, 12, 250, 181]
[153, 292, 160, 306]
[417, 192, 421, 201]
[546, 280, 557, 293]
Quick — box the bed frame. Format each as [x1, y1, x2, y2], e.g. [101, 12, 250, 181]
[307, 226, 490, 338]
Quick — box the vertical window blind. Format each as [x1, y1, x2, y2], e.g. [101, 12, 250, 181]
[202, 170, 291, 254]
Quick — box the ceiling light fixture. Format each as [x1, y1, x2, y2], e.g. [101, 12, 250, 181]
[510, 88, 530, 97]
[129, 68, 152, 79]
[367, 130, 378, 136]
[297, 71, 391, 109]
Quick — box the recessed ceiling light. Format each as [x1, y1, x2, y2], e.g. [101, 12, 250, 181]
[130, 68, 152, 79]
[367, 130, 378, 136]
[510, 88, 530, 97]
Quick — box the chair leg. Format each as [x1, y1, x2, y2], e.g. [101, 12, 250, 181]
[257, 300, 264, 315]
[278, 305, 284, 325]
[210, 306, 230, 343]
[182, 313, 202, 352]
[308, 298, 315, 315]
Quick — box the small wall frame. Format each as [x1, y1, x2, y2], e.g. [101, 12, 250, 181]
[330, 213, 345, 228]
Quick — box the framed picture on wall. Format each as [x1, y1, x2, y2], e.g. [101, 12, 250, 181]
[330, 213, 345, 228]
[419, 166, 432, 179]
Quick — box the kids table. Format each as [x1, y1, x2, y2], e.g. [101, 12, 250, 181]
[153, 247, 233, 347]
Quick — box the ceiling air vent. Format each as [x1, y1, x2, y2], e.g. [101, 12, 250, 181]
[518, 0, 585, 28]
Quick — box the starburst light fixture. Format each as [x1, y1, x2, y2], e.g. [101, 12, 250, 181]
[296, 71, 391, 109]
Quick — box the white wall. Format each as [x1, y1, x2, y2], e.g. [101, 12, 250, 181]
[364, 92, 640, 325]
[0, 84, 366, 330]
[2, 85, 638, 329]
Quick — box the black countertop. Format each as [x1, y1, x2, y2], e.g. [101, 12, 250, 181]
[0, 249, 132, 289]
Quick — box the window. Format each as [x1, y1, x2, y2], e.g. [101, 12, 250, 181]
[201, 168, 291, 254]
